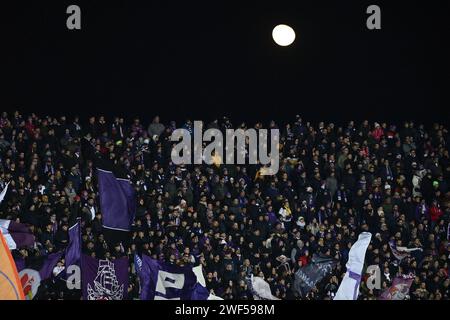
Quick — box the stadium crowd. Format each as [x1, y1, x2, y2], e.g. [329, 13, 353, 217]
[0, 111, 449, 300]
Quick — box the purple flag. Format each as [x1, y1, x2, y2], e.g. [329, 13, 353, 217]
[0, 219, 35, 250]
[137, 255, 197, 300]
[39, 251, 63, 280]
[65, 219, 81, 269]
[14, 256, 26, 272]
[97, 169, 135, 231]
[191, 283, 210, 300]
[82, 254, 129, 300]
[379, 276, 414, 300]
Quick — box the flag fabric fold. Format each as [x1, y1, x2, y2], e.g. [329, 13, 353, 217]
[39, 251, 63, 280]
[137, 254, 198, 300]
[192, 265, 223, 300]
[0, 219, 35, 250]
[65, 218, 81, 269]
[293, 253, 336, 298]
[0, 181, 10, 203]
[0, 232, 25, 300]
[334, 232, 372, 300]
[388, 240, 423, 261]
[379, 276, 414, 300]
[18, 251, 63, 300]
[97, 169, 135, 232]
[250, 275, 280, 300]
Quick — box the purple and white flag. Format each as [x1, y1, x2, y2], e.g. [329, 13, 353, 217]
[137, 255, 198, 300]
[192, 265, 223, 300]
[379, 276, 414, 300]
[389, 240, 423, 261]
[334, 232, 372, 300]
[97, 169, 135, 232]
[18, 251, 63, 300]
[82, 254, 129, 300]
[0, 219, 35, 250]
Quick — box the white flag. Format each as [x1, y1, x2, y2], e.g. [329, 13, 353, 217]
[389, 240, 422, 261]
[0, 182, 10, 204]
[251, 275, 280, 300]
[334, 232, 372, 300]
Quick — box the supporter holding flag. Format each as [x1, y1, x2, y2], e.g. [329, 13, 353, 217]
[0, 112, 449, 301]
[294, 253, 337, 298]
[18, 251, 64, 300]
[379, 275, 415, 300]
[389, 239, 423, 262]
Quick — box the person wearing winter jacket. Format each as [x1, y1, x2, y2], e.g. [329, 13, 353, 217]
[429, 200, 443, 226]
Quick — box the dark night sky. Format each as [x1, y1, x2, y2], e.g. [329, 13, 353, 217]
[2, 1, 449, 125]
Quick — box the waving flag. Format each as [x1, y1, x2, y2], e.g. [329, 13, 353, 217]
[82, 254, 129, 300]
[334, 232, 372, 300]
[293, 254, 336, 298]
[379, 276, 414, 300]
[18, 251, 63, 300]
[389, 240, 423, 261]
[0, 219, 35, 250]
[0, 232, 24, 300]
[0, 181, 10, 203]
[65, 218, 81, 269]
[39, 252, 63, 280]
[97, 169, 135, 232]
[14, 256, 26, 273]
[250, 275, 280, 300]
[137, 254, 197, 300]
[192, 265, 223, 300]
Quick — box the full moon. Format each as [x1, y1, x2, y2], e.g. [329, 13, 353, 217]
[272, 24, 296, 47]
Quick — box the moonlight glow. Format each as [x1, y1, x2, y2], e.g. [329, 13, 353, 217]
[272, 24, 296, 46]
